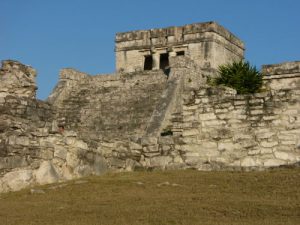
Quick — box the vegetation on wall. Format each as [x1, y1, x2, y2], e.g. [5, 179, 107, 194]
[213, 61, 263, 94]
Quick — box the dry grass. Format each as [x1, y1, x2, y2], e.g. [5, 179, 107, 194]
[0, 169, 300, 225]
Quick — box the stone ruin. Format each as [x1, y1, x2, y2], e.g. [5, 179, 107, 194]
[115, 22, 244, 73]
[0, 22, 300, 193]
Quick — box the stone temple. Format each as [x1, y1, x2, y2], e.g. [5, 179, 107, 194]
[0, 21, 300, 192]
[115, 22, 244, 73]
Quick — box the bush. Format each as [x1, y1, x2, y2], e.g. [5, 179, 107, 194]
[214, 60, 263, 94]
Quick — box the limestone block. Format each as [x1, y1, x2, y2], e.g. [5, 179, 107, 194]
[125, 159, 140, 171]
[249, 99, 263, 104]
[100, 142, 116, 148]
[74, 140, 88, 150]
[181, 144, 200, 152]
[65, 137, 77, 145]
[260, 141, 278, 148]
[263, 159, 286, 167]
[39, 148, 54, 160]
[74, 164, 93, 177]
[202, 120, 226, 126]
[260, 148, 273, 154]
[2, 169, 33, 192]
[143, 145, 159, 153]
[0, 156, 28, 169]
[215, 109, 228, 114]
[129, 142, 143, 150]
[256, 132, 276, 139]
[66, 151, 80, 168]
[158, 136, 174, 145]
[143, 152, 161, 158]
[199, 113, 217, 121]
[63, 130, 77, 137]
[241, 157, 262, 167]
[173, 155, 184, 164]
[282, 109, 298, 115]
[96, 146, 113, 157]
[218, 142, 235, 152]
[274, 151, 297, 162]
[240, 139, 257, 148]
[150, 156, 172, 167]
[262, 115, 277, 121]
[61, 165, 74, 180]
[183, 111, 194, 116]
[278, 134, 297, 141]
[184, 115, 197, 122]
[248, 149, 261, 156]
[233, 133, 252, 141]
[199, 141, 217, 149]
[93, 155, 108, 175]
[234, 100, 246, 106]
[279, 129, 300, 135]
[15, 136, 30, 146]
[250, 110, 264, 115]
[35, 161, 59, 185]
[281, 140, 296, 145]
[182, 129, 199, 137]
[183, 105, 198, 111]
[229, 160, 241, 167]
[161, 145, 171, 152]
[54, 145, 68, 160]
[107, 158, 125, 168]
[141, 137, 157, 145]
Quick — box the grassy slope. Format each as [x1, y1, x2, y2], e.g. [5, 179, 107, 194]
[0, 169, 299, 225]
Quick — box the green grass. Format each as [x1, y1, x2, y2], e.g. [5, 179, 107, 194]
[0, 169, 300, 225]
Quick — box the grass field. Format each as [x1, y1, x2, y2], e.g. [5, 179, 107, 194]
[0, 168, 299, 225]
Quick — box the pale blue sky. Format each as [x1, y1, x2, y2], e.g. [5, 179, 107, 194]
[1, 0, 299, 99]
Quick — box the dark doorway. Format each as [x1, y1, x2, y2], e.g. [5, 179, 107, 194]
[144, 55, 153, 70]
[176, 51, 185, 56]
[159, 53, 169, 70]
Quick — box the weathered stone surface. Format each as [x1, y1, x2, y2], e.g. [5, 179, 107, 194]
[274, 151, 297, 162]
[241, 157, 262, 167]
[0, 60, 37, 98]
[35, 161, 59, 185]
[1, 169, 33, 192]
[263, 159, 286, 167]
[0, 23, 300, 193]
[150, 156, 173, 168]
[116, 22, 244, 73]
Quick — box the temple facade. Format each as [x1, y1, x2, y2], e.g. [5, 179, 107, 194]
[115, 21, 245, 73]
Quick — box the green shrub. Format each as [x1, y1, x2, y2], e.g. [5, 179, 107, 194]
[214, 60, 263, 94]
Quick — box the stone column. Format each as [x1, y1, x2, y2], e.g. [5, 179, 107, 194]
[152, 53, 160, 70]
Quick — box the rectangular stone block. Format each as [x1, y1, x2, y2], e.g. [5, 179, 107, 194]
[260, 141, 278, 148]
[250, 110, 264, 115]
[182, 129, 199, 137]
[202, 120, 226, 126]
[215, 109, 228, 114]
[141, 137, 158, 146]
[234, 100, 246, 106]
[199, 113, 217, 121]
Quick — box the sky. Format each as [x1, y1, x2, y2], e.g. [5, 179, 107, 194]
[1, 0, 299, 100]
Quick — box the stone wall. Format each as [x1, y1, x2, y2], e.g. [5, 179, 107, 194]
[172, 86, 300, 169]
[262, 61, 300, 90]
[48, 69, 168, 144]
[0, 60, 37, 98]
[0, 61, 109, 192]
[1, 55, 300, 193]
[115, 22, 244, 73]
